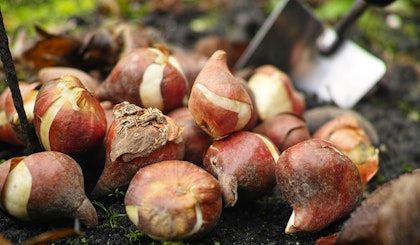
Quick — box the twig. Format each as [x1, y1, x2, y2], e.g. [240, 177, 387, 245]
[0, 9, 41, 154]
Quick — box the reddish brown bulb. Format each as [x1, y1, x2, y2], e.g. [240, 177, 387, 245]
[313, 114, 379, 185]
[125, 160, 222, 241]
[0, 151, 97, 228]
[96, 45, 189, 113]
[0, 82, 40, 145]
[203, 131, 279, 207]
[275, 138, 363, 234]
[33, 75, 107, 154]
[188, 50, 254, 140]
[253, 112, 310, 152]
[167, 107, 213, 166]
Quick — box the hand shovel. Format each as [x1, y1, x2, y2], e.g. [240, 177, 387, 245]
[235, 0, 394, 108]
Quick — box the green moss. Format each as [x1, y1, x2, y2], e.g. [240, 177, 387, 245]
[401, 163, 414, 173]
[312, 0, 353, 23]
[374, 174, 387, 184]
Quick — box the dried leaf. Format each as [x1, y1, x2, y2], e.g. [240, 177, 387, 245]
[20, 228, 78, 245]
[0, 234, 13, 245]
[335, 170, 420, 245]
[22, 27, 80, 69]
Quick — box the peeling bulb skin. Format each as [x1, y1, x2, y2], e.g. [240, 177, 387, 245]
[313, 114, 380, 186]
[247, 65, 306, 121]
[275, 139, 363, 234]
[91, 102, 185, 198]
[304, 106, 379, 146]
[124, 160, 222, 241]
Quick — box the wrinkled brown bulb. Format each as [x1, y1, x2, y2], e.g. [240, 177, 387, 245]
[91, 102, 185, 198]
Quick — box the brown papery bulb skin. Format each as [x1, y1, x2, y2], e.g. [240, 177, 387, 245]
[0, 151, 98, 228]
[313, 114, 379, 186]
[188, 50, 254, 140]
[167, 107, 213, 166]
[203, 131, 280, 207]
[95, 46, 189, 113]
[247, 65, 306, 121]
[33, 75, 107, 154]
[253, 112, 310, 152]
[91, 102, 185, 198]
[275, 138, 363, 234]
[125, 160, 222, 241]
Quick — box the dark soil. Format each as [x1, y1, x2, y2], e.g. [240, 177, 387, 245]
[1, 1, 420, 245]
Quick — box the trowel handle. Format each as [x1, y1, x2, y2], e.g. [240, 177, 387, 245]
[318, 0, 395, 55]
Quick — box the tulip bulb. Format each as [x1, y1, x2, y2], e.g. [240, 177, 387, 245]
[247, 65, 306, 121]
[313, 114, 379, 185]
[167, 107, 213, 166]
[275, 138, 363, 234]
[125, 160, 222, 241]
[253, 112, 310, 152]
[1, 82, 40, 146]
[91, 102, 185, 198]
[33, 75, 107, 154]
[0, 151, 98, 228]
[203, 131, 279, 207]
[96, 45, 189, 113]
[188, 50, 254, 139]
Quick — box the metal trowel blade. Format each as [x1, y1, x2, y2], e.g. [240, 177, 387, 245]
[234, 0, 386, 108]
